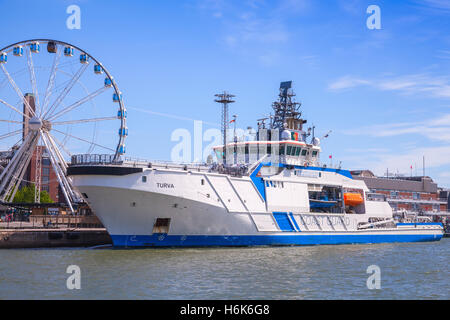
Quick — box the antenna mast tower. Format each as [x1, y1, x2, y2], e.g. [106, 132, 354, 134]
[214, 91, 235, 148]
[271, 81, 305, 131]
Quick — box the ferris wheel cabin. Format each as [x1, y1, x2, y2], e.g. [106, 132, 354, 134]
[13, 46, 23, 56]
[29, 41, 40, 53]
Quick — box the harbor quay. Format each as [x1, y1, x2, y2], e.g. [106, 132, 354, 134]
[0, 227, 111, 249]
[0, 212, 112, 248]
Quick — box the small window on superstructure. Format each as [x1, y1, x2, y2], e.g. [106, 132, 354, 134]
[267, 144, 272, 155]
[142, 176, 147, 183]
[279, 145, 285, 155]
[301, 149, 307, 156]
[312, 150, 318, 157]
[245, 144, 249, 155]
[201, 179, 205, 185]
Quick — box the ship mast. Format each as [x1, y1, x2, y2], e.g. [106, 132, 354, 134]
[271, 81, 306, 132]
[215, 91, 235, 164]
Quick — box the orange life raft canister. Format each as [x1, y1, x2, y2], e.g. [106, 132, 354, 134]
[343, 193, 364, 206]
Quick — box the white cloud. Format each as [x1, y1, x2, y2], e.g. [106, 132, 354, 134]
[328, 76, 371, 90]
[342, 114, 450, 143]
[371, 145, 450, 175]
[436, 50, 450, 60]
[419, 0, 450, 11]
[198, 0, 303, 66]
[329, 73, 450, 98]
[340, 114, 450, 185]
[341, 144, 450, 181]
[227, 12, 290, 45]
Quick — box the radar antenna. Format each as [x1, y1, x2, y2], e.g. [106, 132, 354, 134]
[271, 81, 306, 131]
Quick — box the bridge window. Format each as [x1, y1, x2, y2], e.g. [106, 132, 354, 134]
[279, 145, 285, 155]
[301, 149, 307, 156]
[295, 147, 301, 156]
[289, 146, 296, 156]
[312, 150, 318, 157]
[214, 148, 223, 160]
[286, 145, 292, 156]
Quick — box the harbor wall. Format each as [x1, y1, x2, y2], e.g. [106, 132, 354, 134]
[0, 228, 111, 249]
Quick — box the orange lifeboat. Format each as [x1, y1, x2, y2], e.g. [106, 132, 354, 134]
[344, 193, 364, 206]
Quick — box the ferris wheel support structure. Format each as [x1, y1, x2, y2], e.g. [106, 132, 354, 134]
[0, 39, 128, 211]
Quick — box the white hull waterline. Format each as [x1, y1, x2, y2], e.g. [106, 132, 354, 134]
[69, 161, 444, 247]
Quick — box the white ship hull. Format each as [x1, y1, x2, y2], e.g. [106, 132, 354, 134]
[69, 163, 444, 247]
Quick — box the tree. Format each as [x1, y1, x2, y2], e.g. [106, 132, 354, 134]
[12, 184, 54, 203]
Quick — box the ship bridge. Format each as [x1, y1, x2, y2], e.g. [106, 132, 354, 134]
[213, 139, 321, 167]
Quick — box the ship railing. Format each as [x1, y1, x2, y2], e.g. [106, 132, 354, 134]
[145, 160, 211, 172]
[209, 163, 249, 177]
[71, 154, 120, 165]
[70, 154, 213, 171]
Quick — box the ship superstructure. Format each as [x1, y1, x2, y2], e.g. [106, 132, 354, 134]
[68, 82, 444, 247]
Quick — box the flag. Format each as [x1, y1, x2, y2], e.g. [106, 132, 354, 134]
[229, 119, 235, 123]
[329, 155, 332, 159]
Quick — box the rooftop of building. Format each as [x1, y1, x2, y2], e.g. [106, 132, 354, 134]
[350, 170, 438, 193]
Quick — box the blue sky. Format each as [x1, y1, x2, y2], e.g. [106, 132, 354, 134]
[1, 0, 450, 186]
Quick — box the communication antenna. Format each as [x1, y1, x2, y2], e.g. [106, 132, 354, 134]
[214, 91, 235, 164]
[423, 155, 425, 177]
[271, 81, 305, 130]
[257, 117, 269, 129]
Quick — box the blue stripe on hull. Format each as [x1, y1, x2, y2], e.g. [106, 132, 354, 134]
[110, 233, 443, 247]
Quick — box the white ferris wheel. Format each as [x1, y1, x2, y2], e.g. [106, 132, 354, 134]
[0, 39, 127, 212]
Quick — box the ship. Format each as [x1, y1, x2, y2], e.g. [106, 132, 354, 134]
[68, 82, 444, 247]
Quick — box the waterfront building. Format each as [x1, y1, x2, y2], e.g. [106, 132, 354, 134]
[350, 170, 448, 213]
